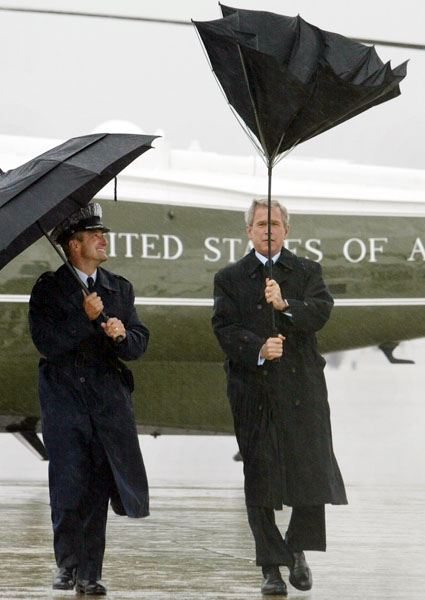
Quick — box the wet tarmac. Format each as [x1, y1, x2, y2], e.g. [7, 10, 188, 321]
[0, 481, 424, 599]
[2, 341, 425, 598]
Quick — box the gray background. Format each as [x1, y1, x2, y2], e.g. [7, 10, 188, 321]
[0, 1, 424, 486]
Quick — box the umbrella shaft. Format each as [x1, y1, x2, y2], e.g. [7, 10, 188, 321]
[267, 164, 273, 277]
[267, 164, 277, 337]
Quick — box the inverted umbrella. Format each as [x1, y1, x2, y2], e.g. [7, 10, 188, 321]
[193, 4, 407, 329]
[0, 132, 157, 341]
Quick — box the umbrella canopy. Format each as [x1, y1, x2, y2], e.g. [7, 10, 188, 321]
[193, 4, 407, 163]
[0, 132, 157, 270]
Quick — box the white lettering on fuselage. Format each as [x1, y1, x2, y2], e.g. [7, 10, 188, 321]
[204, 237, 320, 263]
[107, 233, 183, 260]
[105, 233, 424, 264]
[305, 239, 323, 262]
[204, 237, 245, 263]
[407, 238, 425, 262]
[283, 239, 302, 254]
[120, 233, 139, 258]
[203, 237, 221, 262]
[343, 237, 388, 263]
[282, 238, 323, 261]
[163, 235, 183, 260]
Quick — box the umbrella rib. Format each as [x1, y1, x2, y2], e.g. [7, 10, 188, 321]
[36, 220, 92, 298]
[237, 44, 270, 161]
[40, 157, 107, 176]
[0, 135, 110, 206]
[273, 142, 300, 167]
[226, 102, 268, 164]
[270, 130, 291, 166]
[192, 23, 266, 162]
[0, 165, 105, 210]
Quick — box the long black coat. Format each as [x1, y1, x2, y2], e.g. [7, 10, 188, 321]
[212, 248, 347, 508]
[29, 264, 150, 518]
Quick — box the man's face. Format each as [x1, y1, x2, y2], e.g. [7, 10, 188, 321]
[246, 205, 289, 257]
[71, 229, 108, 265]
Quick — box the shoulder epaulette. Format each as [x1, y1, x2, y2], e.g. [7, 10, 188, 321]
[113, 273, 131, 284]
[35, 271, 55, 284]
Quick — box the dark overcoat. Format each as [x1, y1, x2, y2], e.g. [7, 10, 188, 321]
[29, 263, 150, 518]
[212, 248, 347, 509]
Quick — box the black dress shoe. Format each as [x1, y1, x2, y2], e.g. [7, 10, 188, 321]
[261, 566, 288, 596]
[52, 567, 76, 590]
[76, 580, 107, 595]
[288, 551, 313, 591]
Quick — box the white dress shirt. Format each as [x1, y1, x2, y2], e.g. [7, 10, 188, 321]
[73, 266, 97, 288]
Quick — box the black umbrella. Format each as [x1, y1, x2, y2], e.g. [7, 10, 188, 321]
[194, 5, 407, 160]
[193, 4, 407, 329]
[0, 132, 157, 341]
[0, 132, 157, 270]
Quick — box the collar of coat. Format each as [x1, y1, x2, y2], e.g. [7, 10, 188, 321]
[244, 247, 296, 283]
[55, 263, 121, 297]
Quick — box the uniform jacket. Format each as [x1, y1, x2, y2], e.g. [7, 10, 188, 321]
[212, 248, 347, 508]
[29, 263, 150, 518]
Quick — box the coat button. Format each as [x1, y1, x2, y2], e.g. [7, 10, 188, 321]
[295, 399, 301, 406]
[79, 377, 85, 383]
[257, 304, 262, 310]
[263, 369, 268, 376]
[258, 404, 263, 411]
[291, 367, 296, 373]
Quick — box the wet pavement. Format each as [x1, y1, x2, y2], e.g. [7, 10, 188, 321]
[0, 481, 424, 599]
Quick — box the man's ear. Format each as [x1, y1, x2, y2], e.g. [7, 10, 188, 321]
[69, 239, 79, 252]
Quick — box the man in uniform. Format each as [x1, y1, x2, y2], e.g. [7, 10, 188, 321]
[212, 198, 347, 595]
[29, 203, 150, 595]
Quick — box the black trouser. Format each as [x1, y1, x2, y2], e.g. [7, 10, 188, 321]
[247, 505, 326, 566]
[51, 433, 114, 581]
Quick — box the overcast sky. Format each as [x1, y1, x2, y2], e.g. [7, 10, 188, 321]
[0, 0, 423, 168]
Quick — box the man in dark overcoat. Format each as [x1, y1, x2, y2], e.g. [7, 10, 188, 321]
[28, 203, 150, 596]
[212, 198, 347, 595]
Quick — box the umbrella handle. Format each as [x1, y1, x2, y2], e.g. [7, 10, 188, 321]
[64, 262, 125, 344]
[64, 263, 125, 344]
[98, 307, 125, 345]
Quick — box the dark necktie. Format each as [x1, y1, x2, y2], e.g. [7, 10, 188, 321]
[264, 260, 273, 278]
[87, 277, 95, 293]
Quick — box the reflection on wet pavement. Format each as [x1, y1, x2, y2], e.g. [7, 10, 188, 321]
[0, 482, 424, 599]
